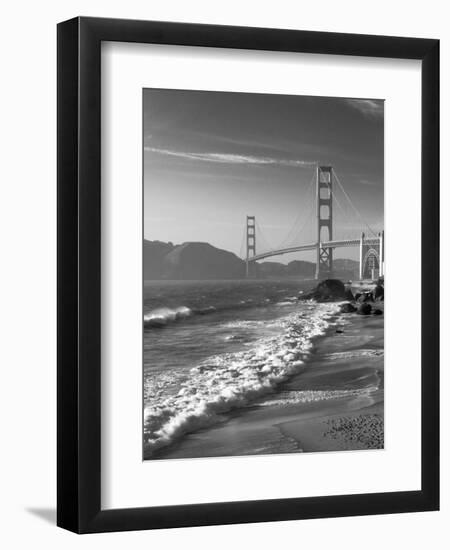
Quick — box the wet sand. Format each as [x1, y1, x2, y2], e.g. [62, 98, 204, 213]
[152, 309, 384, 460]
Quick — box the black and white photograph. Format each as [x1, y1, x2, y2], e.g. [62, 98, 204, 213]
[143, 89, 385, 460]
[0, 0, 443, 541]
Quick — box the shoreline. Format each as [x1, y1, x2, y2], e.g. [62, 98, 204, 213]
[148, 305, 384, 460]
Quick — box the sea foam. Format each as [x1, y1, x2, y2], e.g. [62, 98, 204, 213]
[144, 306, 192, 327]
[143, 302, 340, 455]
[256, 388, 378, 407]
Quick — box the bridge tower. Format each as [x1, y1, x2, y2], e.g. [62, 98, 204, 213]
[315, 166, 334, 279]
[359, 230, 384, 280]
[245, 215, 256, 278]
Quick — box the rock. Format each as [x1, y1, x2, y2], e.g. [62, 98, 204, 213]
[300, 279, 348, 302]
[357, 292, 373, 303]
[339, 302, 357, 313]
[345, 288, 354, 301]
[357, 303, 372, 315]
[373, 284, 384, 301]
[372, 308, 383, 315]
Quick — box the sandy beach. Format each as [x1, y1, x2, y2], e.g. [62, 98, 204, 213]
[151, 306, 384, 459]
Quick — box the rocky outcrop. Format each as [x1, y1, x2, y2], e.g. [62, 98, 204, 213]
[345, 288, 355, 301]
[301, 278, 385, 316]
[357, 303, 372, 315]
[356, 286, 384, 303]
[356, 292, 373, 303]
[373, 284, 384, 301]
[339, 302, 357, 313]
[299, 279, 348, 302]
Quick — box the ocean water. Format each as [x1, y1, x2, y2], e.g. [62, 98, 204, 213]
[143, 279, 343, 458]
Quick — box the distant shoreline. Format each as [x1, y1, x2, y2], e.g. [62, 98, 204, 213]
[144, 239, 361, 280]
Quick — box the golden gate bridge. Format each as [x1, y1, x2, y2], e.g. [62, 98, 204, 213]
[241, 165, 384, 281]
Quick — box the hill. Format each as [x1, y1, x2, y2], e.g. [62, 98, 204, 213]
[144, 240, 245, 280]
[143, 239, 360, 280]
[162, 242, 245, 279]
[333, 258, 360, 280]
[143, 240, 175, 279]
[286, 260, 316, 278]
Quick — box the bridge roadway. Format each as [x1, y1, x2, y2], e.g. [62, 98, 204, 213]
[248, 237, 380, 262]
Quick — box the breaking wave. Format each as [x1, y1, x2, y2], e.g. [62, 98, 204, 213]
[143, 302, 340, 455]
[143, 295, 301, 329]
[144, 306, 193, 327]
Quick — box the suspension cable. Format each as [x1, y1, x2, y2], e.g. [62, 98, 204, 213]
[255, 220, 273, 253]
[278, 168, 317, 249]
[323, 176, 348, 231]
[332, 168, 377, 236]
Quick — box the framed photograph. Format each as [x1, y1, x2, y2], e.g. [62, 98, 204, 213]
[57, 17, 439, 533]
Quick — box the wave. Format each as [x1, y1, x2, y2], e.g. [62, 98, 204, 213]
[324, 349, 384, 359]
[143, 295, 304, 330]
[143, 301, 282, 330]
[221, 318, 284, 330]
[143, 306, 193, 327]
[143, 302, 340, 455]
[144, 304, 230, 327]
[196, 306, 217, 315]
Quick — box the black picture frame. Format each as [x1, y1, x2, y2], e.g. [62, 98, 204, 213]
[57, 16, 439, 534]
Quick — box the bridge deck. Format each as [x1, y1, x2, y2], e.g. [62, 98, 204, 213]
[248, 238, 380, 262]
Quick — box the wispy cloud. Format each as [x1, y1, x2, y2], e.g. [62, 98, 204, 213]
[144, 146, 316, 168]
[345, 99, 384, 118]
[347, 172, 383, 187]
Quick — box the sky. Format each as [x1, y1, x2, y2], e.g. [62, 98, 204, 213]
[143, 89, 384, 262]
